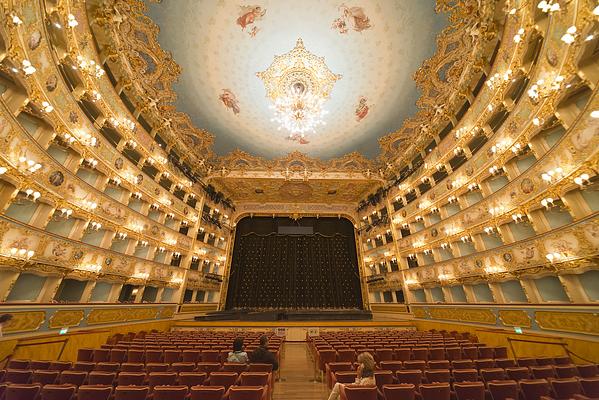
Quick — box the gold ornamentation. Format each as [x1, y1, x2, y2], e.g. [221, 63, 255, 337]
[535, 311, 599, 336]
[2, 311, 46, 333]
[48, 310, 85, 329]
[411, 307, 429, 319]
[499, 310, 532, 328]
[428, 307, 497, 325]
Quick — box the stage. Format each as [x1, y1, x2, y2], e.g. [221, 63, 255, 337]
[194, 309, 373, 322]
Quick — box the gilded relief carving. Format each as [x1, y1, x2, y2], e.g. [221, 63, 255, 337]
[536, 311, 599, 336]
[428, 307, 497, 325]
[499, 310, 532, 328]
[2, 311, 46, 333]
[48, 310, 85, 329]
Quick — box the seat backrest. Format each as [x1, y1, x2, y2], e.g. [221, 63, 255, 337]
[148, 372, 178, 388]
[120, 364, 144, 372]
[32, 370, 59, 385]
[178, 372, 207, 387]
[397, 370, 422, 386]
[453, 382, 485, 400]
[5, 384, 42, 400]
[152, 385, 188, 400]
[88, 372, 116, 385]
[374, 370, 394, 389]
[248, 364, 273, 373]
[488, 380, 520, 399]
[420, 383, 450, 400]
[551, 378, 582, 399]
[114, 386, 149, 400]
[240, 372, 269, 386]
[76, 385, 113, 400]
[425, 369, 450, 383]
[228, 386, 264, 400]
[382, 384, 415, 400]
[580, 377, 599, 398]
[40, 384, 76, 400]
[116, 372, 145, 386]
[189, 385, 225, 400]
[520, 379, 550, 400]
[452, 369, 478, 382]
[5, 369, 33, 384]
[343, 385, 377, 400]
[208, 372, 238, 389]
[335, 372, 357, 384]
[554, 364, 578, 378]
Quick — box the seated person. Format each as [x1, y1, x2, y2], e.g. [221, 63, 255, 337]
[227, 337, 249, 363]
[327, 352, 375, 400]
[249, 335, 279, 371]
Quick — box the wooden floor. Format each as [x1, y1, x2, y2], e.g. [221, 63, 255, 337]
[273, 342, 330, 400]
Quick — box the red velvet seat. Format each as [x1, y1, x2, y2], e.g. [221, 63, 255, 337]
[452, 360, 474, 370]
[382, 384, 415, 400]
[493, 347, 508, 359]
[197, 363, 222, 374]
[376, 349, 394, 363]
[208, 372, 238, 392]
[148, 372, 178, 389]
[5, 384, 42, 400]
[517, 358, 538, 367]
[93, 350, 110, 364]
[480, 368, 507, 384]
[4, 370, 33, 384]
[117, 372, 145, 386]
[114, 386, 149, 400]
[380, 361, 403, 374]
[446, 348, 462, 361]
[396, 370, 422, 388]
[88, 372, 116, 386]
[7, 360, 30, 370]
[248, 364, 273, 373]
[554, 364, 578, 378]
[419, 383, 450, 400]
[164, 350, 182, 364]
[550, 378, 583, 400]
[110, 349, 127, 364]
[530, 366, 556, 380]
[77, 349, 94, 362]
[146, 363, 169, 373]
[519, 379, 551, 400]
[73, 362, 95, 372]
[427, 360, 450, 370]
[228, 386, 266, 400]
[120, 364, 144, 372]
[495, 359, 516, 369]
[340, 385, 377, 400]
[182, 350, 202, 363]
[428, 348, 445, 361]
[153, 385, 188, 400]
[145, 350, 163, 364]
[30, 361, 52, 370]
[333, 371, 357, 385]
[222, 363, 249, 374]
[374, 370, 394, 393]
[424, 369, 450, 384]
[578, 364, 599, 378]
[337, 349, 356, 363]
[506, 367, 531, 381]
[462, 348, 478, 360]
[40, 384, 76, 400]
[59, 371, 87, 386]
[126, 350, 144, 364]
[171, 363, 196, 373]
[202, 351, 220, 363]
[403, 361, 426, 371]
[190, 385, 225, 400]
[76, 385, 113, 400]
[474, 359, 495, 369]
[553, 356, 572, 365]
[179, 372, 208, 387]
[452, 369, 479, 383]
[412, 348, 429, 361]
[94, 362, 119, 372]
[32, 370, 59, 385]
[580, 377, 599, 398]
[453, 382, 485, 400]
[395, 349, 411, 362]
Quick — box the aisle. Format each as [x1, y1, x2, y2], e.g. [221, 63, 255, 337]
[273, 342, 330, 400]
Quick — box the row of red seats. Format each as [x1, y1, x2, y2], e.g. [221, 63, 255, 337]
[1, 369, 270, 388]
[336, 378, 599, 400]
[0, 383, 265, 400]
[77, 348, 280, 364]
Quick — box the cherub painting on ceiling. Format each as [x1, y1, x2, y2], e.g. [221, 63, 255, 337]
[219, 89, 240, 115]
[286, 133, 310, 145]
[332, 4, 372, 34]
[355, 96, 370, 121]
[236, 5, 266, 38]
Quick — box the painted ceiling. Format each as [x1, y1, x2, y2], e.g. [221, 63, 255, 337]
[145, 0, 447, 160]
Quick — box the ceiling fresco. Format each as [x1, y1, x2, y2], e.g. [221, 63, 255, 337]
[145, 0, 447, 160]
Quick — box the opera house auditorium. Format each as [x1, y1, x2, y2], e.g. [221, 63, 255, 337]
[0, 0, 597, 399]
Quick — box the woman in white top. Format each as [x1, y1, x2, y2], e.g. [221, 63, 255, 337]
[327, 352, 376, 400]
[227, 337, 249, 363]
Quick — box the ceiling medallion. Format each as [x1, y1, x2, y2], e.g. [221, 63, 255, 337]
[257, 38, 341, 136]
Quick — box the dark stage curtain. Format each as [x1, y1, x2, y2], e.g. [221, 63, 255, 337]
[225, 217, 363, 310]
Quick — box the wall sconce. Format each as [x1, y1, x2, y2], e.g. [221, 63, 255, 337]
[138, 240, 148, 247]
[467, 183, 479, 191]
[115, 232, 128, 240]
[22, 60, 36, 75]
[440, 242, 450, 250]
[561, 26, 577, 44]
[157, 247, 166, 253]
[488, 165, 503, 176]
[173, 252, 181, 258]
[109, 177, 121, 186]
[415, 215, 423, 222]
[545, 252, 562, 263]
[86, 221, 102, 232]
[82, 158, 98, 168]
[150, 203, 160, 210]
[10, 247, 35, 259]
[166, 213, 175, 219]
[430, 207, 439, 214]
[407, 253, 416, 260]
[454, 147, 464, 156]
[448, 196, 458, 204]
[541, 167, 564, 183]
[18, 156, 42, 173]
[512, 213, 527, 223]
[82, 200, 98, 210]
[573, 173, 590, 188]
[423, 249, 432, 255]
[460, 235, 472, 243]
[401, 223, 409, 229]
[540, 197, 556, 209]
[23, 188, 41, 201]
[67, 14, 78, 27]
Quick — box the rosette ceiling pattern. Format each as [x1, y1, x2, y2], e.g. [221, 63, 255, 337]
[145, 0, 446, 159]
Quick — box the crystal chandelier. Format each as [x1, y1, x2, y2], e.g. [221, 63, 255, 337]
[258, 38, 340, 136]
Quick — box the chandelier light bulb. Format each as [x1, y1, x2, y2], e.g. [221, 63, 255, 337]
[67, 14, 78, 27]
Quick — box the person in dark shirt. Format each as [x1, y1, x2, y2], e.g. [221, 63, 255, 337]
[249, 335, 278, 371]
